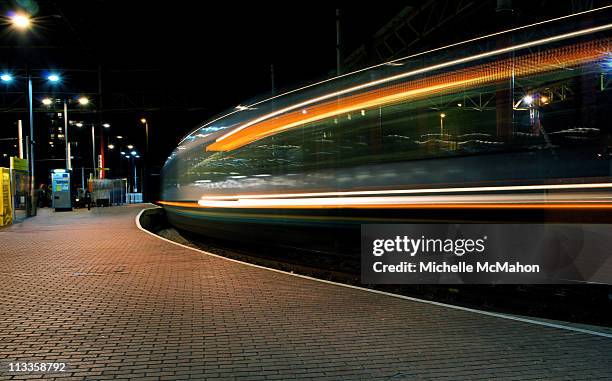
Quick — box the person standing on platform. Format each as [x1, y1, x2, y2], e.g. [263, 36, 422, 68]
[84, 189, 92, 211]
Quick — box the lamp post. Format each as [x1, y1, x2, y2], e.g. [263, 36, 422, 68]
[42, 95, 90, 172]
[122, 150, 139, 193]
[140, 118, 149, 154]
[440, 113, 446, 141]
[2, 71, 61, 214]
[139, 118, 149, 201]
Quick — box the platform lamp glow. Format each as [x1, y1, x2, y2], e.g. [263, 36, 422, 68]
[440, 113, 446, 140]
[9, 12, 31, 30]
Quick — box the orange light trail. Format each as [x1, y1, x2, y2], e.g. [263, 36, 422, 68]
[158, 200, 612, 210]
[206, 39, 609, 152]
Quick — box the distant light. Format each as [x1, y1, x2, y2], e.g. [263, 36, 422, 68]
[0, 74, 12, 82]
[102, 123, 110, 128]
[540, 96, 549, 104]
[108, 144, 115, 149]
[78, 97, 89, 105]
[301, 109, 307, 114]
[360, 109, 366, 116]
[140, 118, 147, 124]
[120, 151, 126, 155]
[457, 103, 462, 107]
[440, 113, 446, 118]
[42, 98, 52, 106]
[47, 74, 60, 82]
[127, 144, 133, 149]
[116, 135, 123, 139]
[75, 122, 83, 127]
[131, 151, 137, 156]
[10, 13, 31, 29]
[523, 95, 533, 105]
[135, 155, 140, 158]
[53, 169, 66, 174]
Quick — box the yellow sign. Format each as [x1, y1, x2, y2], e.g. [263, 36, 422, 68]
[0, 167, 12, 226]
[10, 157, 28, 172]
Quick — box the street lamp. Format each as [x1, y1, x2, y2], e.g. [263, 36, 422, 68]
[0, 73, 13, 82]
[78, 96, 89, 105]
[41, 98, 52, 106]
[47, 74, 60, 83]
[440, 113, 446, 141]
[9, 13, 31, 30]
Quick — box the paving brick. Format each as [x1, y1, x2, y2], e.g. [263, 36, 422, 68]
[0, 205, 611, 380]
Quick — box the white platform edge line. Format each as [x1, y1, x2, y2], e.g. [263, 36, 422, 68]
[135, 206, 612, 339]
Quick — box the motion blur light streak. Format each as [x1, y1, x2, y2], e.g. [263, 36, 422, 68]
[207, 38, 610, 152]
[192, 182, 612, 201]
[158, 200, 612, 210]
[209, 25, 612, 150]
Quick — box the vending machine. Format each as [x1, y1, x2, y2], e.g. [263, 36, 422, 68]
[51, 170, 72, 211]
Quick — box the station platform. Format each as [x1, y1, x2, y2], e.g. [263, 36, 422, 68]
[1, 205, 611, 380]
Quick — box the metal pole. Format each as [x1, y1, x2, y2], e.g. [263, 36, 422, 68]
[91, 124, 96, 179]
[17, 120, 24, 159]
[25, 136, 29, 162]
[81, 167, 85, 192]
[133, 159, 138, 193]
[143, 121, 149, 200]
[27, 76, 35, 198]
[64, 101, 71, 171]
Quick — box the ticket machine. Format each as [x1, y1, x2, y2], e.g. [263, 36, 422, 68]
[51, 170, 72, 211]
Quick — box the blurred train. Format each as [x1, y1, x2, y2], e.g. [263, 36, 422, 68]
[159, 8, 612, 254]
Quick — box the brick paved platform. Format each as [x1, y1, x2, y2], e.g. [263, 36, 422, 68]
[1, 205, 611, 380]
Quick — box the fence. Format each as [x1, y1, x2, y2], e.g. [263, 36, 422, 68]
[88, 178, 127, 206]
[127, 193, 143, 204]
